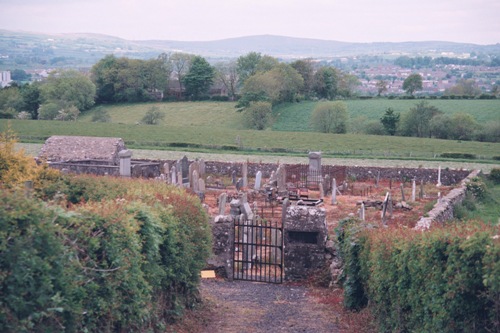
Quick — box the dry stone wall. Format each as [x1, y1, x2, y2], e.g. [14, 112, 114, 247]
[414, 170, 480, 230]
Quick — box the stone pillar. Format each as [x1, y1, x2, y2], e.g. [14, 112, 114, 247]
[119, 149, 132, 177]
[242, 161, 248, 187]
[331, 178, 337, 205]
[437, 165, 442, 187]
[411, 179, 416, 202]
[255, 170, 262, 190]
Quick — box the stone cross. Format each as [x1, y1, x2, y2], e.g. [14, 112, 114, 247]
[254, 170, 262, 190]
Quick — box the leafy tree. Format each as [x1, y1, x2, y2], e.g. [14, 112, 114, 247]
[337, 73, 360, 97]
[402, 73, 423, 96]
[55, 105, 80, 121]
[255, 55, 279, 73]
[91, 107, 111, 123]
[170, 52, 193, 96]
[141, 106, 165, 125]
[445, 79, 480, 97]
[41, 70, 95, 110]
[313, 67, 339, 100]
[10, 69, 31, 82]
[0, 86, 23, 117]
[401, 101, 442, 137]
[243, 101, 273, 130]
[20, 82, 42, 119]
[236, 52, 262, 86]
[311, 101, 348, 133]
[183, 56, 215, 100]
[214, 61, 239, 100]
[449, 112, 479, 140]
[291, 59, 315, 98]
[376, 80, 388, 96]
[37, 102, 61, 120]
[430, 114, 453, 139]
[364, 121, 386, 135]
[380, 107, 400, 136]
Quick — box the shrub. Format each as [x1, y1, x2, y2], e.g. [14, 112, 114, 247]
[141, 106, 165, 125]
[466, 176, 487, 199]
[441, 152, 476, 160]
[310, 101, 348, 133]
[489, 168, 500, 184]
[91, 107, 111, 123]
[243, 101, 273, 130]
[336, 221, 500, 332]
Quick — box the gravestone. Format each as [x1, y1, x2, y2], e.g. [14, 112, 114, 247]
[359, 202, 365, 221]
[180, 156, 189, 185]
[163, 162, 169, 177]
[199, 159, 206, 176]
[231, 170, 237, 186]
[331, 178, 337, 205]
[254, 171, 262, 190]
[192, 170, 199, 192]
[218, 193, 227, 215]
[242, 161, 248, 187]
[236, 178, 243, 191]
[276, 164, 286, 193]
[171, 166, 177, 184]
[307, 151, 322, 184]
[437, 165, 442, 187]
[411, 179, 416, 202]
[230, 199, 241, 216]
[199, 178, 205, 193]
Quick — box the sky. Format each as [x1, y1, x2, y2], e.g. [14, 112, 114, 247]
[2, 0, 499, 44]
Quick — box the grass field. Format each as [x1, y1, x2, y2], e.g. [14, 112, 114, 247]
[3, 99, 499, 162]
[272, 99, 500, 132]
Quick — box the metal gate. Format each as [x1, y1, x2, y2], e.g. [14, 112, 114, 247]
[233, 216, 284, 283]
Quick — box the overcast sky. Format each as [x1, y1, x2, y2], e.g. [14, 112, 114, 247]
[2, 0, 499, 44]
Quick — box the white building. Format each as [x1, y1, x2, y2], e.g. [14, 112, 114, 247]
[1, 71, 12, 88]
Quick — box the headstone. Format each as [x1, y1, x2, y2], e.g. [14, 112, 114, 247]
[236, 178, 243, 191]
[199, 159, 206, 176]
[180, 156, 189, 185]
[411, 179, 416, 202]
[400, 183, 405, 202]
[118, 149, 132, 177]
[254, 171, 262, 190]
[198, 178, 206, 193]
[171, 166, 177, 184]
[437, 165, 442, 187]
[269, 170, 276, 184]
[241, 202, 254, 221]
[242, 161, 248, 187]
[163, 162, 170, 176]
[177, 171, 183, 186]
[218, 193, 227, 215]
[189, 160, 200, 187]
[308, 151, 322, 183]
[192, 170, 199, 192]
[323, 174, 331, 194]
[359, 202, 365, 221]
[231, 170, 237, 185]
[276, 164, 286, 192]
[319, 182, 325, 199]
[331, 178, 337, 205]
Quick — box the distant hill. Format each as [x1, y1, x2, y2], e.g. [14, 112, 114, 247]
[0, 29, 499, 69]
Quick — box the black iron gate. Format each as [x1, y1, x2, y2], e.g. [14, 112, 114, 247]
[233, 216, 284, 283]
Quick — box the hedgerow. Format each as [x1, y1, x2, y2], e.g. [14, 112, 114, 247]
[336, 219, 500, 332]
[1, 169, 211, 332]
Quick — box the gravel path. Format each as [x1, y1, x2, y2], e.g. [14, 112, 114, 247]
[200, 279, 340, 333]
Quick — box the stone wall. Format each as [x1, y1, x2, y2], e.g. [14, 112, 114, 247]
[346, 166, 470, 186]
[414, 170, 480, 230]
[49, 161, 120, 176]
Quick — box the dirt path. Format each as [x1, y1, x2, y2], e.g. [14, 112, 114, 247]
[199, 279, 341, 333]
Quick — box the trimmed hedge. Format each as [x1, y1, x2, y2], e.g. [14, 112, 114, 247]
[0, 175, 211, 332]
[336, 218, 500, 332]
[440, 152, 477, 160]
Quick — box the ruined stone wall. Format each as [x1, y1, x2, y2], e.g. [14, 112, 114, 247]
[49, 162, 120, 176]
[207, 215, 234, 279]
[284, 206, 328, 281]
[414, 170, 480, 230]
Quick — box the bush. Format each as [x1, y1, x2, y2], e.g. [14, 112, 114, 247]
[91, 107, 111, 123]
[441, 152, 476, 159]
[489, 168, 500, 184]
[466, 176, 487, 199]
[336, 221, 500, 332]
[243, 101, 273, 130]
[141, 106, 165, 125]
[310, 101, 348, 133]
[1, 173, 212, 332]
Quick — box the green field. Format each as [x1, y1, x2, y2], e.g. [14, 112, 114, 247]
[272, 99, 500, 132]
[2, 100, 500, 162]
